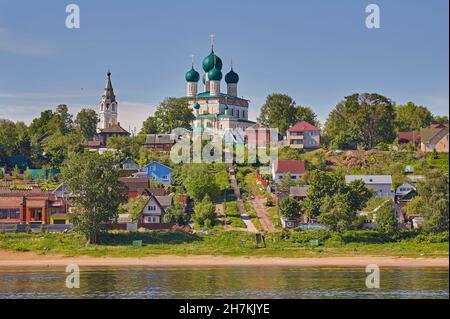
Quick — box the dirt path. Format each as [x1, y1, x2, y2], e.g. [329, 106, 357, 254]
[249, 196, 277, 232]
[228, 167, 257, 233]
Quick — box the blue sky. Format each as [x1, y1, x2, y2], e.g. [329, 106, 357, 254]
[0, 0, 448, 130]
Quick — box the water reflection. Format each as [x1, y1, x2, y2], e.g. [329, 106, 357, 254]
[0, 267, 448, 299]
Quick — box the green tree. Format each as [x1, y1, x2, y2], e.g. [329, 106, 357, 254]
[75, 109, 99, 140]
[215, 171, 230, 191]
[127, 195, 149, 223]
[279, 196, 302, 220]
[164, 204, 190, 226]
[11, 165, 20, 179]
[406, 171, 449, 233]
[304, 171, 344, 218]
[279, 173, 296, 193]
[324, 93, 396, 149]
[375, 202, 398, 238]
[318, 193, 355, 232]
[193, 194, 216, 228]
[107, 135, 141, 160]
[61, 152, 126, 244]
[395, 102, 433, 131]
[258, 94, 297, 135]
[432, 115, 449, 125]
[153, 97, 194, 133]
[295, 105, 320, 127]
[347, 179, 374, 212]
[55, 104, 74, 134]
[141, 116, 159, 134]
[181, 164, 220, 202]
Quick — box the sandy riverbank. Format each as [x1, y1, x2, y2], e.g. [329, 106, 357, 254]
[0, 251, 448, 268]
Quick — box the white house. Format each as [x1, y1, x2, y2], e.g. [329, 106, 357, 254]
[271, 160, 306, 184]
[138, 192, 166, 224]
[345, 175, 394, 198]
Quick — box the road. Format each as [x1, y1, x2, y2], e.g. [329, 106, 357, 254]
[249, 196, 277, 232]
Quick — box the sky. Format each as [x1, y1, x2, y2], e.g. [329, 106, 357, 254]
[0, 0, 448, 131]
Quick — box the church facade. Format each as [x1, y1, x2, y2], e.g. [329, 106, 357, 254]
[96, 71, 130, 146]
[185, 39, 255, 133]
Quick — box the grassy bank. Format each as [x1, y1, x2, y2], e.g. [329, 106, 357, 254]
[0, 230, 447, 258]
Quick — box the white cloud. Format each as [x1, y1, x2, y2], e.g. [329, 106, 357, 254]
[426, 96, 449, 113]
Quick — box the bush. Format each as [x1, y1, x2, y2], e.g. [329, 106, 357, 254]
[290, 229, 332, 244]
[340, 230, 389, 243]
[412, 231, 449, 244]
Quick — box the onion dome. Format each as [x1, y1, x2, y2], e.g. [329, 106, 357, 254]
[208, 65, 222, 81]
[224, 104, 229, 111]
[193, 102, 200, 110]
[185, 67, 200, 82]
[225, 68, 239, 84]
[202, 50, 223, 72]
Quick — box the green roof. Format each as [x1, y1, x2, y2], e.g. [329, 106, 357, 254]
[202, 50, 223, 72]
[185, 67, 200, 82]
[190, 92, 249, 101]
[208, 66, 222, 81]
[225, 69, 239, 84]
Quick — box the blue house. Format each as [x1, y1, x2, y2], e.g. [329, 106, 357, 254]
[139, 161, 172, 185]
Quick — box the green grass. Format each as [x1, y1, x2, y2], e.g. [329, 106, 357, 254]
[267, 207, 282, 230]
[0, 230, 447, 258]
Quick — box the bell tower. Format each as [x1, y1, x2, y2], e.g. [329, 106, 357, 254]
[99, 70, 118, 130]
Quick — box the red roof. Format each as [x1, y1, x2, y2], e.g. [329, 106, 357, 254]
[398, 131, 420, 143]
[288, 120, 320, 132]
[274, 160, 306, 174]
[431, 123, 449, 129]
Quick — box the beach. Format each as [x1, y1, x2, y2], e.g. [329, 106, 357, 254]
[0, 251, 448, 268]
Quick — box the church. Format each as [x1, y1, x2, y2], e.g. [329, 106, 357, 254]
[95, 71, 130, 146]
[185, 37, 255, 134]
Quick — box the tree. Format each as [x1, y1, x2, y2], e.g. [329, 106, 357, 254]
[304, 171, 344, 218]
[75, 109, 99, 140]
[406, 171, 449, 233]
[41, 131, 84, 168]
[153, 97, 194, 133]
[164, 204, 190, 226]
[61, 152, 126, 244]
[141, 116, 159, 134]
[107, 135, 141, 160]
[318, 193, 355, 232]
[11, 166, 20, 179]
[279, 196, 302, 220]
[347, 179, 374, 212]
[193, 194, 216, 228]
[279, 173, 296, 193]
[324, 93, 396, 149]
[375, 201, 399, 238]
[215, 171, 230, 191]
[258, 94, 297, 135]
[296, 105, 320, 127]
[395, 102, 433, 131]
[181, 164, 220, 202]
[127, 195, 149, 223]
[432, 115, 449, 125]
[55, 104, 74, 134]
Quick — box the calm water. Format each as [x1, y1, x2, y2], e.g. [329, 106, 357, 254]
[0, 267, 448, 299]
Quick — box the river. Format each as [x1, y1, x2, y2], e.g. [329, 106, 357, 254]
[0, 267, 448, 299]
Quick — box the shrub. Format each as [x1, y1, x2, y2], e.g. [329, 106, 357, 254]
[412, 231, 449, 244]
[290, 229, 332, 244]
[340, 230, 389, 243]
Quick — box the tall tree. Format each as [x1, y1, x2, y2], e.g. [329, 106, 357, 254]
[153, 97, 194, 133]
[75, 108, 99, 140]
[375, 202, 399, 239]
[258, 94, 297, 135]
[55, 104, 74, 134]
[318, 193, 355, 232]
[395, 102, 433, 131]
[141, 116, 159, 134]
[324, 93, 396, 149]
[279, 196, 302, 220]
[295, 105, 320, 127]
[61, 152, 126, 244]
[181, 164, 220, 202]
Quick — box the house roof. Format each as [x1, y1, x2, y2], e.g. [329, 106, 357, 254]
[397, 131, 420, 143]
[0, 197, 22, 208]
[420, 127, 449, 144]
[140, 190, 166, 214]
[273, 160, 306, 174]
[288, 120, 320, 132]
[290, 186, 309, 197]
[119, 177, 148, 192]
[155, 195, 173, 208]
[431, 123, 449, 129]
[99, 124, 130, 134]
[145, 134, 177, 145]
[345, 175, 392, 185]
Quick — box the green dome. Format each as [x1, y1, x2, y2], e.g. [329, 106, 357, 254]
[208, 66, 222, 81]
[185, 67, 200, 82]
[193, 102, 200, 109]
[202, 50, 223, 72]
[225, 69, 239, 84]
[224, 104, 229, 110]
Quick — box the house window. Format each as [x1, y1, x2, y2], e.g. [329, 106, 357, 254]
[162, 175, 169, 180]
[0, 208, 20, 219]
[149, 166, 156, 171]
[148, 206, 156, 211]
